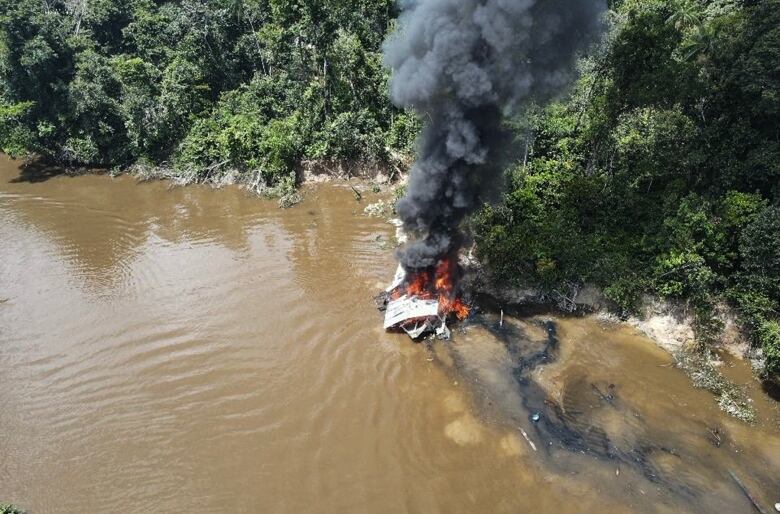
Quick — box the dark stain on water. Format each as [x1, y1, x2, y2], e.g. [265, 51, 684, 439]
[438, 308, 780, 513]
[476, 317, 689, 492]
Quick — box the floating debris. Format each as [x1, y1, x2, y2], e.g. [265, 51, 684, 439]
[435, 321, 451, 341]
[519, 428, 537, 452]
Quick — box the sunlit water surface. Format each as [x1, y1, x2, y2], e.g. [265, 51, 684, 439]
[0, 155, 778, 513]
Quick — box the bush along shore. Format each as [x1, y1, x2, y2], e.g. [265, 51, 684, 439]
[1, 0, 778, 399]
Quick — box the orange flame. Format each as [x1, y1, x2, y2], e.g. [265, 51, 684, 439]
[399, 257, 470, 320]
[407, 272, 430, 297]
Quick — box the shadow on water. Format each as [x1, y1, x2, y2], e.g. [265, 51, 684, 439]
[9, 159, 71, 183]
[7, 157, 111, 184]
[432, 303, 780, 512]
[762, 380, 780, 402]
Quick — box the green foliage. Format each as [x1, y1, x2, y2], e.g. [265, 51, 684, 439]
[739, 206, 780, 301]
[308, 109, 384, 161]
[719, 191, 765, 230]
[174, 88, 302, 184]
[66, 49, 127, 164]
[0, 504, 26, 514]
[612, 107, 699, 190]
[757, 320, 780, 378]
[654, 251, 714, 298]
[0, 0, 405, 185]
[735, 206, 780, 378]
[386, 110, 421, 154]
[473, 0, 780, 383]
[0, 100, 35, 156]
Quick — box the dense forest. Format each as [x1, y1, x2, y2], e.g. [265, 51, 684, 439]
[0, 0, 416, 195]
[0, 0, 777, 384]
[472, 0, 780, 385]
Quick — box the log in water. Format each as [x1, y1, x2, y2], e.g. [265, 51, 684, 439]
[0, 155, 778, 513]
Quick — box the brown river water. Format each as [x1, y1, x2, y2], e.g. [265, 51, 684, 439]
[1, 154, 779, 513]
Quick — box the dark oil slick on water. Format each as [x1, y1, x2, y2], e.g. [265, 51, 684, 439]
[0, 155, 778, 514]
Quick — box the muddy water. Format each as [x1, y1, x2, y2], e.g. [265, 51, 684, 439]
[1, 155, 778, 514]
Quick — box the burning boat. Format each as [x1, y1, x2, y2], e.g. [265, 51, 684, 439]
[379, 258, 470, 340]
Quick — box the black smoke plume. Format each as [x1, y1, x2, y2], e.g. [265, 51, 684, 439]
[384, 0, 604, 271]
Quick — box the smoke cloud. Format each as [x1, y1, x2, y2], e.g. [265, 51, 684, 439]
[384, 0, 604, 271]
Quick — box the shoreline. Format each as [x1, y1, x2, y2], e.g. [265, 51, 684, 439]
[13, 154, 408, 187]
[462, 262, 763, 422]
[6, 153, 410, 209]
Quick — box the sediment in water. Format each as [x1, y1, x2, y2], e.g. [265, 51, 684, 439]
[461, 262, 763, 421]
[427, 309, 780, 511]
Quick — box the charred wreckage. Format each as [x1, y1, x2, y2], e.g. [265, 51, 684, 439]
[376, 259, 471, 340]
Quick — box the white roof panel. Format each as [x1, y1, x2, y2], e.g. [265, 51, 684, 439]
[386, 264, 406, 292]
[383, 295, 440, 329]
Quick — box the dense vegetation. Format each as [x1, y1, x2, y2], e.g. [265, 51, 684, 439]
[472, 0, 779, 383]
[0, 0, 416, 195]
[1, 0, 777, 384]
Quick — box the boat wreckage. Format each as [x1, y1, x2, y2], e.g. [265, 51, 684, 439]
[376, 261, 470, 340]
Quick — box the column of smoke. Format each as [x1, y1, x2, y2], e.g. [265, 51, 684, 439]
[384, 0, 604, 272]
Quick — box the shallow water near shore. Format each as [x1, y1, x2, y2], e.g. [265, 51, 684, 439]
[1, 155, 778, 513]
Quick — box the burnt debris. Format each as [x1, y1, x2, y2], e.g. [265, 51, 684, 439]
[377, 264, 469, 340]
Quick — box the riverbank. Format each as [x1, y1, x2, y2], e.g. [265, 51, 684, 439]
[6, 153, 765, 400]
[10, 154, 409, 209]
[130, 157, 407, 188]
[461, 261, 765, 422]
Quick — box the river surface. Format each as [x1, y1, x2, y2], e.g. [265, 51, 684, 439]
[1, 155, 779, 513]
